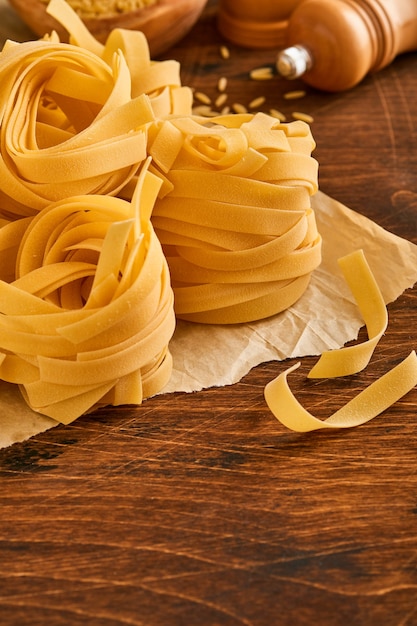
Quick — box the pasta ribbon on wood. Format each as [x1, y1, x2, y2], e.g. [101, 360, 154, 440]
[264, 251, 416, 432]
[265, 352, 417, 432]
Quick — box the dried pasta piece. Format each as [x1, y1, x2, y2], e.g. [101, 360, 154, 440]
[264, 352, 417, 432]
[0, 160, 175, 423]
[264, 249, 416, 432]
[308, 249, 388, 377]
[150, 112, 321, 324]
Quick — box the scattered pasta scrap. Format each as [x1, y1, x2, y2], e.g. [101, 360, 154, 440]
[265, 250, 416, 432]
[250, 66, 274, 81]
[149, 112, 321, 324]
[220, 45, 230, 60]
[283, 90, 306, 100]
[249, 96, 266, 109]
[308, 250, 388, 377]
[0, 161, 176, 423]
[194, 91, 212, 105]
[231, 102, 248, 114]
[215, 92, 228, 108]
[270, 108, 286, 122]
[292, 112, 314, 124]
[191, 48, 313, 121]
[217, 76, 227, 92]
[265, 352, 417, 432]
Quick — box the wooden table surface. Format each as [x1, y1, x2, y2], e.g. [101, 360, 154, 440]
[1, 2, 417, 625]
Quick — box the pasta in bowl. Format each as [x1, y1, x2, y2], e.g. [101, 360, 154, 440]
[8, 0, 208, 56]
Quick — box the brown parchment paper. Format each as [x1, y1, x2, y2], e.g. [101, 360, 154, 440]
[1, 190, 417, 448]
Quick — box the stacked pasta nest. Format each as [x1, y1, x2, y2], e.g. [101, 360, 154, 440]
[149, 113, 320, 324]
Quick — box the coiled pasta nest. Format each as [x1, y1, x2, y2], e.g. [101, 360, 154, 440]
[149, 113, 321, 324]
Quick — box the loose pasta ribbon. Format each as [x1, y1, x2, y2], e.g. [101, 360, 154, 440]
[265, 352, 417, 432]
[307, 249, 388, 377]
[264, 250, 416, 432]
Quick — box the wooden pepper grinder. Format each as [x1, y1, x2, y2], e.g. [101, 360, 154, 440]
[276, 0, 417, 91]
[217, 0, 304, 49]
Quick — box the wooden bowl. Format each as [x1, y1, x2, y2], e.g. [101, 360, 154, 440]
[8, 0, 209, 56]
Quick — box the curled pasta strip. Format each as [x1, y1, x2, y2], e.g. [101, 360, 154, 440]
[150, 113, 321, 324]
[264, 352, 417, 432]
[264, 250, 416, 431]
[308, 249, 388, 377]
[0, 160, 175, 423]
[0, 0, 192, 219]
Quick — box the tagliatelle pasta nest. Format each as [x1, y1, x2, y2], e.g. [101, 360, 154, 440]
[0, 0, 192, 220]
[150, 113, 321, 323]
[0, 161, 176, 423]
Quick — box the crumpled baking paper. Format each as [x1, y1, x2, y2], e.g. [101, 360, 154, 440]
[1, 190, 417, 448]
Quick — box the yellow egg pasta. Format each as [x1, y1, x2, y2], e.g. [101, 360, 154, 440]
[265, 352, 417, 433]
[46, 0, 193, 111]
[0, 160, 175, 423]
[0, 0, 413, 435]
[308, 249, 388, 377]
[150, 113, 321, 324]
[0, 0, 323, 422]
[264, 250, 416, 432]
[0, 0, 192, 220]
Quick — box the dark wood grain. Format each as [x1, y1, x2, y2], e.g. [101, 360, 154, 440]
[1, 2, 417, 625]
